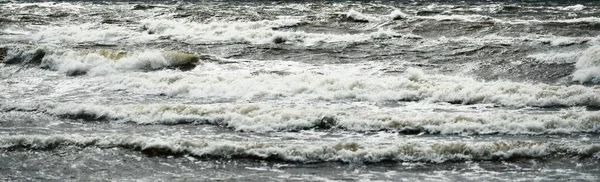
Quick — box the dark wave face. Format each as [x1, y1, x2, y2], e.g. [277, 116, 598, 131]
[1, 0, 600, 181]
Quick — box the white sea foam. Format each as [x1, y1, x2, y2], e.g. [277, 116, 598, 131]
[1, 134, 597, 163]
[4, 51, 600, 108]
[3, 101, 600, 134]
[40, 49, 191, 76]
[140, 18, 303, 44]
[8, 52, 597, 108]
[1, 2, 85, 9]
[552, 17, 600, 23]
[13, 18, 404, 46]
[510, 17, 600, 25]
[572, 46, 600, 83]
[13, 12, 598, 48]
[527, 51, 580, 64]
[418, 14, 498, 22]
[28, 23, 146, 44]
[388, 10, 410, 20]
[345, 9, 380, 22]
[96, 61, 600, 108]
[141, 18, 401, 45]
[557, 4, 585, 11]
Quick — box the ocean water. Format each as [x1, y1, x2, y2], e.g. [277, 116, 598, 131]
[1, 0, 600, 181]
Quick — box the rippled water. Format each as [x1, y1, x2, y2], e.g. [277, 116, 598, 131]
[1, 0, 600, 181]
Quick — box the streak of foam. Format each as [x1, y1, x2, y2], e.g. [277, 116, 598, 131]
[418, 14, 498, 23]
[528, 51, 580, 64]
[25, 23, 147, 44]
[140, 18, 401, 45]
[557, 4, 586, 11]
[509, 17, 600, 25]
[9, 17, 405, 46]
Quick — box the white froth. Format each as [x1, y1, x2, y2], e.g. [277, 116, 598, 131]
[141, 18, 400, 45]
[29, 23, 146, 44]
[345, 9, 380, 22]
[103, 62, 600, 108]
[8, 16, 409, 46]
[419, 14, 497, 22]
[510, 17, 600, 25]
[41, 50, 177, 76]
[572, 46, 600, 83]
[1, 134, 597, 163]
[528, 51, 580, 64]
[557, 4, 585, 11]
[3, 101, 600, 134]
[9, 53, 598, 108]
[388, 10, 410, 20]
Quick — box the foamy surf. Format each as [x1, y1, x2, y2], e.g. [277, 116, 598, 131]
[2, 102, 599, 135]
[3, 54, 600, 107]
[1, 47, 203, 75]
[94, 64, 600, 108]
[3, 1, 600, 181]
[2, 134, 598, 163]
[572, 46, 600, 84]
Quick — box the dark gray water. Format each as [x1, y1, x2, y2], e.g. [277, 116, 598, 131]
[1, 0, 600, 181]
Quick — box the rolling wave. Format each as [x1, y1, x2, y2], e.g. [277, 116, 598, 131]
[2, 134, 598, 163]
[2, 102, 600, 134]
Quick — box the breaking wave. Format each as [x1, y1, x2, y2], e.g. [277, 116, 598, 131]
[10, 18, 405, 46]
[4, 52, 600, 108]
[1, 47, 202, 76]
[557, 4, 586, 11]
[342, 9, 381, 22]
[2, 102, 600, 134]
[1, 135, 598, 163]
[140, 18, 402, 45]
[95, 64, 600, 108]
[572, 46, 600, 84]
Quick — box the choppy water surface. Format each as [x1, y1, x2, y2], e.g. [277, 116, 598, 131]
[1, 0, 600, 181]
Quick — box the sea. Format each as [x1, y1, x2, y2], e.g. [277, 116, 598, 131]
[1, 0, 600, 181]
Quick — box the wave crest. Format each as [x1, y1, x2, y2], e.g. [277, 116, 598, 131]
[3, 102, 600, 134]
[2, 135, 598, 163]
[2, 47, 201, 76]
[572, 46, 600, 83]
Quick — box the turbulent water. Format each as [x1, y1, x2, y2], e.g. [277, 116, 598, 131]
[1, 0, 600, 181]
